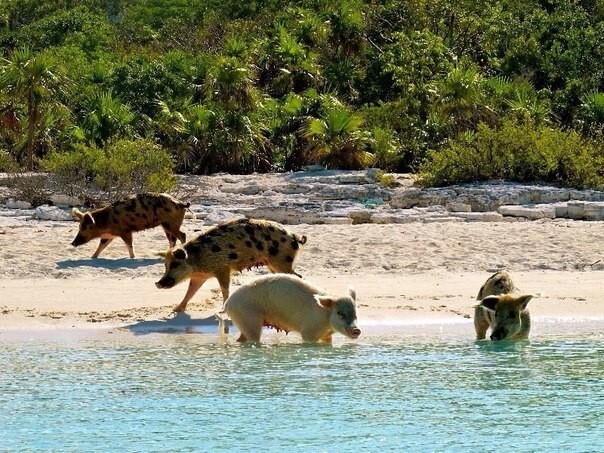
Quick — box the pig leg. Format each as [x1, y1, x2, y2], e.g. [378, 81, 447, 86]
[119, 232, 135, 258]
[92, 236, 114, 258]
[214, 268, 232, 301]
[163, 229, 177, 248]
[162, 224, 186, 246]
[229, 311, 263, 342]
[173, 277, 208, 312]
[173, 229, 186, 244]
[474, 305, 491, 340]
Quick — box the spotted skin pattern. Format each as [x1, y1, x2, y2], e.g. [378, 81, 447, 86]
[155, 218, 307, 312]
[71, 193, 189, 258]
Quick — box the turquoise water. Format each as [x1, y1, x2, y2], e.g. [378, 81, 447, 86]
[1, 323, 603, 452]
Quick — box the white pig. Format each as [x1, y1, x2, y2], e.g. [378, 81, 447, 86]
[220, 274, 361, 343]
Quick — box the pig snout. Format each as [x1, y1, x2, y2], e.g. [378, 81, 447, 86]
[71, 234, 86, 247]
[490, 330, 505, 341]
[348, 326, 361, 339]
[155, 276, 176, 289]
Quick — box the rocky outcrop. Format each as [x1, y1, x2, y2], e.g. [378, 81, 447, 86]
[1, 169, 603, 224]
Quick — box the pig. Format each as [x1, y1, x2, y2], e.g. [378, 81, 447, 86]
[220, 273, 361, 343]
[71, 193, 189, 259]
[476, 270, 518, 301]
[475, 293, 534, 341]
[155, 218, 307, 312]
[474, 271, 533, 340]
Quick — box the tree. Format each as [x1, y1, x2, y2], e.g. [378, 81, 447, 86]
[0, 47, 62, 170]
[303, 107, 373, 169]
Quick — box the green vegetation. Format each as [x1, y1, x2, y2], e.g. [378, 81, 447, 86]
[41, 139, 175, 200]
[1, 0, 603, 189]
[419, 120, 604, 189]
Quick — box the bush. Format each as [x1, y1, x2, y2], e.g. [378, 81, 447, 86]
[41, 139, 177, 202]
[95, 139, 176, 200]
[0, 150, 18, 172]
[4, 173, 51, 207]
[42, 144, 103, 197]
[419, 120, 604, 189]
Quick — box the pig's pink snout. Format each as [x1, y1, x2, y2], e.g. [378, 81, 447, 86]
[350, 327, 361, 338]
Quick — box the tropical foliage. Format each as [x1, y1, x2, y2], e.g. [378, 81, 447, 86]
[1, 0, 603, 189]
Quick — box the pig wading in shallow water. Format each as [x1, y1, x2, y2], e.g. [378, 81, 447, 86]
[155, 218, 307, 312]
[220, 274, 361, 343]
[474, 271, 533, 340]
[71, 193, 189, 259]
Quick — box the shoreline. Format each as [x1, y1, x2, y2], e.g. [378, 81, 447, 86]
[1, 270, 601, 340]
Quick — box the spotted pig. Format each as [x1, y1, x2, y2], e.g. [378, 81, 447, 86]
[155, 218, 307, 312]
[220, 274, 361, 343]
[71, 193, 189, 259]
[474, 271, 533, 340]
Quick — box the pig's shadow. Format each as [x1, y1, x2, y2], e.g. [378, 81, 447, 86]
[56, 257, 162, 270]
[123, 312, 233, 336]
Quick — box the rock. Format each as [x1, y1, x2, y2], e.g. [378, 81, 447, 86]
[201, 210, 245, 225]
[6, 199, 32, 209]
[49, 194, 82, 207]
[446, 202, 472, 212]
[498, 205, 556, 220]
[364, 168, 381, 182]
[452, 212, 504, 222]
[348, 210, 373, 224]
[567, 201, 585, 220]
[583, 202, 604, 220]
[34, 205, 73, 221]
[304, 165, 326, 172]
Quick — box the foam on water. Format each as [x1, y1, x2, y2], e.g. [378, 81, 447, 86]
[1, 323, 603, 451]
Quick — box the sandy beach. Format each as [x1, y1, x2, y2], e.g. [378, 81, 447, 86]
[1, 215, 602, 337]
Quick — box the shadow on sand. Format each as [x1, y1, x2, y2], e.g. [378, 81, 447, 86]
[123, 312, 233, 336]
[56, 257, 162, 270]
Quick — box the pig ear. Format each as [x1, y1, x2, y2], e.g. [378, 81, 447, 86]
[83, 212, 95, 225]
[72, 207, 84, 220]
[515, 294, 533, 311]
[315, 295, 334, 308]
[480, 295, 500, 311]
[348, 288, 356, 301]
[173, 248, 187, 260]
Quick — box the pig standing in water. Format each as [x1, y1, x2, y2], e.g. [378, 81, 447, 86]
[475, 293, 534, 341]
[155, 218, 307, 312]
[220, 274, 361, 343]
[71, 193, 189, 258]
[474, 271, 533, 340]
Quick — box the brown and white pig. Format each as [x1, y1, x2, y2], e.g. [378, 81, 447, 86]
[71, 193, 189, 259]
[155, 218, 307, 312]
[474, 271, 531, 340]
[220, 274, 361, 343]
[475, 293, 534, 341]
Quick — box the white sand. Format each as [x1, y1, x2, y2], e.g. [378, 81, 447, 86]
[0, 217, 602, 337]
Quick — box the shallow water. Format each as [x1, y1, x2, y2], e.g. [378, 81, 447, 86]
[1, 322, 604, 452]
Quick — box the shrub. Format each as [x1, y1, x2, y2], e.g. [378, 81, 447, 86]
[0, 150, 18, 172]
[42, 144, 103, 197]
[419, 120, 604, 189]
[95, 139, 176, 199]
[4, 173, 51, 207]
[41, 139, 176, 202]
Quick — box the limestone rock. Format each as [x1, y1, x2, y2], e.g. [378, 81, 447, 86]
[34, 205, 73, 221]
